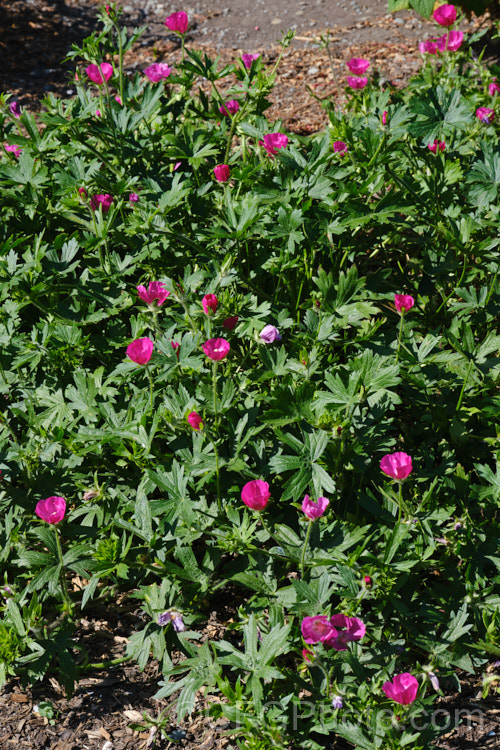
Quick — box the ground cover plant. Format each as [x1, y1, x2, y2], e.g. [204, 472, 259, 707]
[0, 3, 499, 748]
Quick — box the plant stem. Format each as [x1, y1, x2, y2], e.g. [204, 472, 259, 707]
[300, 520, 313, 578]
[54, 527, 72, 616]
[147, 367, 154, 413]
[81, 655, 132, 671]
[212, 361, 222, 514]
[395, 313, 404, 364]
[398, 482, 403, 525]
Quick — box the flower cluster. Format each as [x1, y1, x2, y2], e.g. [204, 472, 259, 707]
[301, 614, 366, 651]
[346, 57, 369, 90]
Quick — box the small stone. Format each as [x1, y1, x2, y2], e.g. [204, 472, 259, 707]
[271, 17, 282, 23]
[308, 66, 319, 74]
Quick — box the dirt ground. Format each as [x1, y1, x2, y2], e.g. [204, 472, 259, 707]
[0, 0, 487, 132]
[1, 1, 500, 748]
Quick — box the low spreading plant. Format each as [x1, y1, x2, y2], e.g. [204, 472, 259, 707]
[0, 3, 499, 748]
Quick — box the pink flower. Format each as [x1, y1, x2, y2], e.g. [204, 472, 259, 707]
[428, 139, 446, 153]
[129, 192, 139, 202]
[382, 110, 387, 125]
[302, 648, 314, 662]
[137, 281, 170, 306]
[394, 294, 415, 313]
[90, 194, 113, 212]
[347, 76, 368, 90]
[301, 614, 365, 650]
[219, 100, 240, 116]
[187, 411, 203, 430]
[383, 673, 419, 705]
[214, 164, 230, 182]
[202, 337, 230, 360]
[260, 325, 281, 343]
[171, 340, 180, 358]
[202, 294, 218, 314]
[259, 133, 289, 157]
[380, 452, 413, 481]
[115, 95, 122, 104]
[241, 479, 270, 510]
[476, 107, 495, 124]
[144, 63, 172, 82]
[302, 495, 329, 520]
[9, 101, 21, 118]
[164, 11, 188, 34]
[325, 614, 366, 650]
[301, 615, 335, 644]
[86, 63, 114, 84]
[436, 30, 463, 51]
[432, 3, 457, 26]
[333, 140, 348, 155]
[242, 53, 260, 69]
[4, 143, 21, 158]
[419, 39, 439, 54]
[489, 81, 500, 96]
[35, 496, 66, 524]
[95, 109, 101, 117]
[347, 57, 370, 75]
[126, 337, 154, 365]
[364, 575, 372, 587]
[223, 315, 239, 330]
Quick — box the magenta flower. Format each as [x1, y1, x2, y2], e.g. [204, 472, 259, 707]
[364, 575, 372, 587]
[115, 95, 122, 104]
[242, 53, 260, 69]
[260, 325, 281, 343]
[4, 143, 21, 158]
[144, 63, 172, 82]
[126, 337, 154, 365]
[394, 294, 415, 313]
[301, 615, 335, 645]
[35, 496, 67, 524]
[90, 194, 113, 213]
[137, 281, 170, 306]
[202, 293, 218, 314]
[187, 411, 203, 430]
[223, 315, 239, 330]
[86, 63, 114, 84]
[428, 139, 446, 153]
[382, 110, 388, 125]
[432, 3, 457, 26]
[9, 101, 21, 118]
[164, 11, 189, 34]
[259, 133, 289, 157]
[347, 76, 368, 90]
[214, 164, 230, 182]
[333, 140, 348, 155]
[383, 673, 419, 705]
[241, 479, 270, 510]
[219, 100, 240, 116]
[436, 30, 463, 51]
[489, 81, 500, 96]
[302, 495, 329, 520]
[129, 192, 139, 203]
[325, 614, 366, 651]
[202, 337, 230, 360]
[419, 39, 439, 55]
[476, 107, 495, 124]
[347, 57, 370, 75]
[380, 452, 413, 481]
